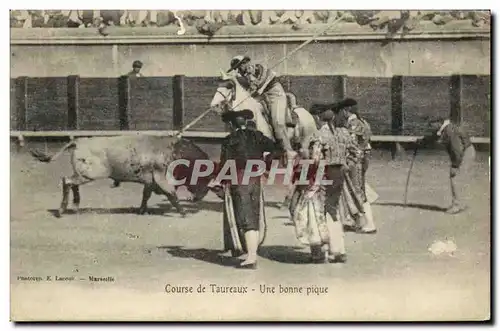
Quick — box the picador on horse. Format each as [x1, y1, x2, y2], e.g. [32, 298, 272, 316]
[226, 55, 299, 162]
[210, 55, 320, 203]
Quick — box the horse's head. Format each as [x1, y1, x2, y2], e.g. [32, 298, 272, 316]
[210, 69, 237, 114]
[210, 81, 234, 114]
[210, 69, 256, 114]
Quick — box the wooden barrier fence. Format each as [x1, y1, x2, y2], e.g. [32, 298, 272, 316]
[10, 74, 491, 150]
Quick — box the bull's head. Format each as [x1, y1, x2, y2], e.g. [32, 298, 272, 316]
[187, 183, 211, 202]
[186, 161, 221, 202]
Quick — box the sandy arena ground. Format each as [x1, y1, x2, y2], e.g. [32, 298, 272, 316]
[9, 142, 491, 321]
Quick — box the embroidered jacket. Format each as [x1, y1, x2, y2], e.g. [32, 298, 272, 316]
[240, 63, 277, 94]
[318, 123, 362, 167]
[347, 114, 372, 151]
[291, 137, 327, 195]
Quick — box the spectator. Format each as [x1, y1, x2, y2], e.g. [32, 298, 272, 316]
[66, 10, 98, 28]
[156, 10, 176, 27]
[124, 10, 151, 27]
[10, 10, 30, 28]
[278, 11, 300, 24]
[100, 10, 123, 26]
[196, 19, 223, 37]
[211, 10, 235, 24]
[44, 10, 69, 28]
[470, 10, 490, 27]
[297, 11, 316, 24]
[127, 61, 144, 77]
[28, 10, 45, 28]
[259, 11, 281, 25]
[67, 10, 83, 28]
[240, 11, 266, 25]
[182, 10, 208, 26]
[149, 11, 158, 26]
[313, 10, 338, 23]
[368, 11, 403, 31]
[222, 10, 243, 25]
[9, 10, 490, 31]
[431, 11, 455, 25]
[338, 11, 356, 23]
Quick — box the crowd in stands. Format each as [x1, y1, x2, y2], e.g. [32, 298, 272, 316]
[11, 10, 490, 35]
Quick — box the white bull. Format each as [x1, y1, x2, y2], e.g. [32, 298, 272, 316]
[30, 135, 191, 218]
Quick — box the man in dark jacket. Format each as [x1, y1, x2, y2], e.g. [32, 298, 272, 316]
[417, 118, 476, 214]
[217, 109, 277, 269]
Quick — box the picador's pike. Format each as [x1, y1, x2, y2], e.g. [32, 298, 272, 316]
[30, 135, 214, 218]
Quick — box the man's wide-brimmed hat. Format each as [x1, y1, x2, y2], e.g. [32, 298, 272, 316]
[318, 109, 335, 122]
[337, 98, 357, 110]
[221, 109, 254, 123]
[310, 98, 358, 115]
[227, 55, 251, 73]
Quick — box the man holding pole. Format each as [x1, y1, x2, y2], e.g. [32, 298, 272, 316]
[416, 118, 476, 214]
[227, 55, 297, 163]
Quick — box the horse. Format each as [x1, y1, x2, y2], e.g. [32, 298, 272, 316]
[210, 69, 319, 158]
[209, 69, 319, 207]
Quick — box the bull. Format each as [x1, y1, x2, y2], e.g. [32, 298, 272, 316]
[30, 135, 215, 218]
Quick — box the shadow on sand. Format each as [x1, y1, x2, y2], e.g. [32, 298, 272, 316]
[159, 245, 313, 266]
[47, 198, 288, 218]
[47, 205, 193, 218]
[265, 201, 289, 210]
[158, 245, 237, 267]
[258, 245, 312, 264]
[46, 199, 226, 218]
[157, 200, 223, 213]
[373, 201, 447, 212]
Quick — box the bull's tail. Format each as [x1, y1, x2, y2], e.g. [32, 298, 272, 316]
[30, 141, 76, 163]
